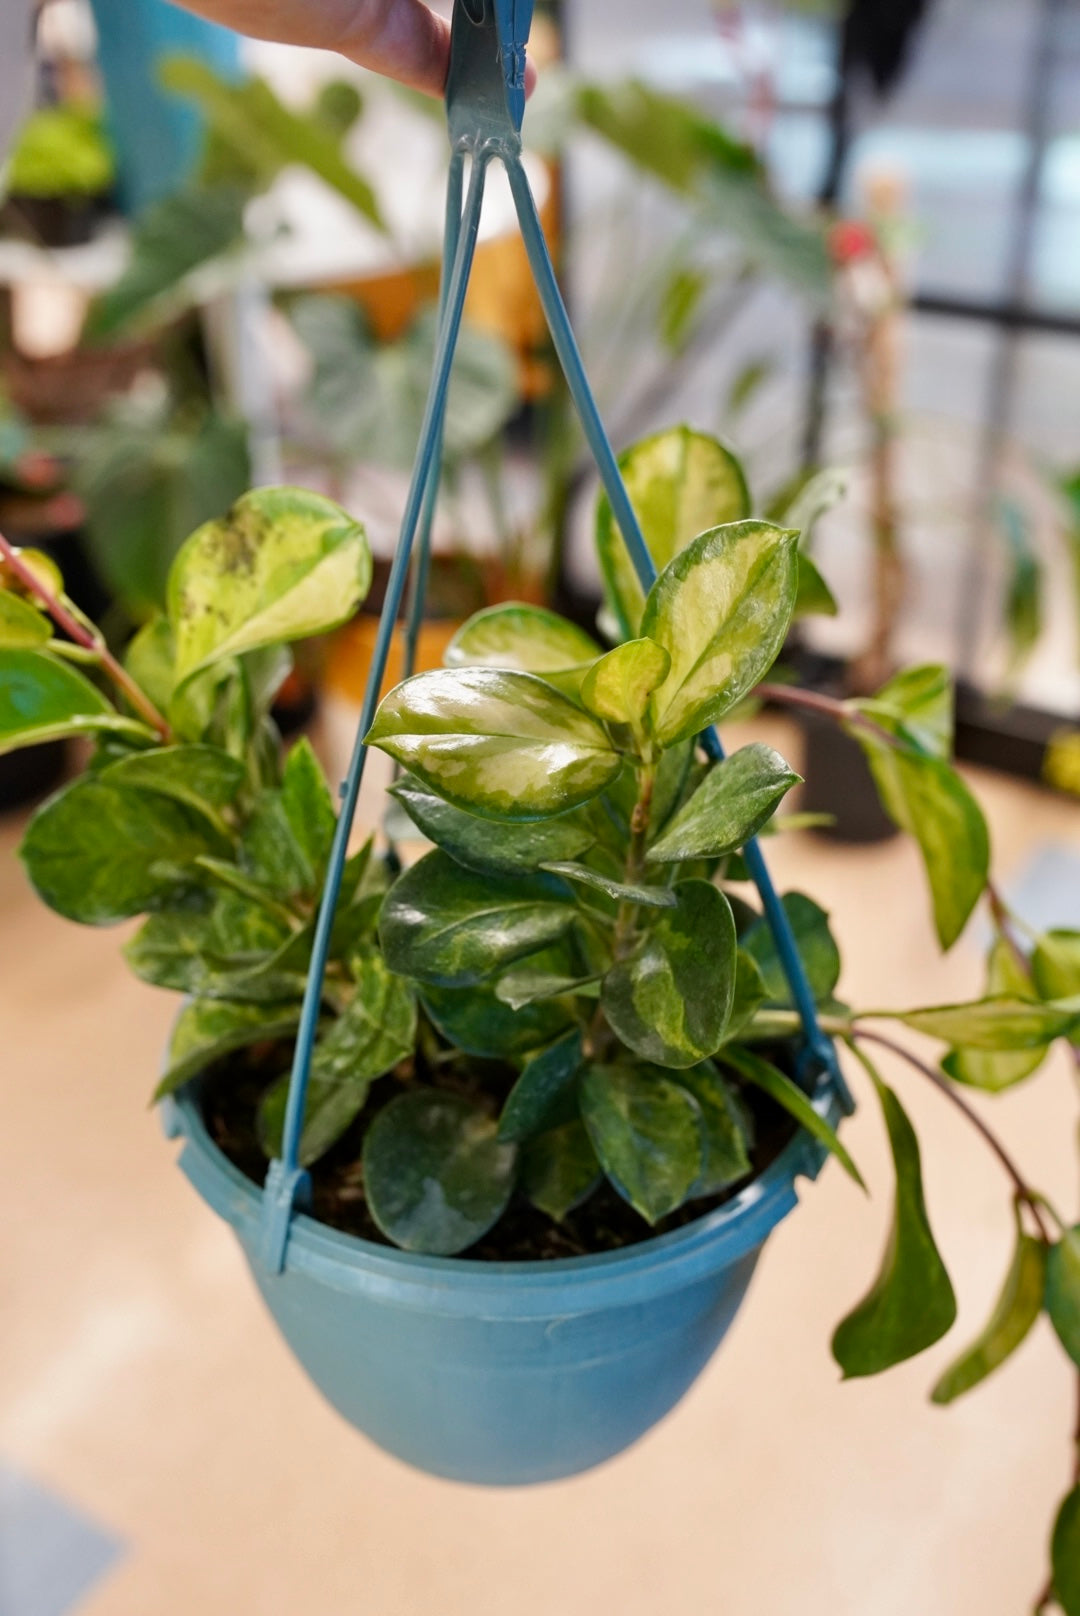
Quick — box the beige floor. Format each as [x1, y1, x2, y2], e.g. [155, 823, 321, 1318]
[2, 711, 1079, 1616]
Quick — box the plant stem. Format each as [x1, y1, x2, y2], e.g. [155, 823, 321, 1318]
[755, 681, 898, 749]
[852, 1026, 1053, 1243]
[0, 530, 171, 741]
[584, 760, 656, 1061]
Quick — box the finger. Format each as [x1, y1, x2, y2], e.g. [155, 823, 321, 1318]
[336, 0, 451, 96]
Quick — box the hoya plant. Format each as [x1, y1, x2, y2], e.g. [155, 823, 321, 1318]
[1, 430, 1078, 1610]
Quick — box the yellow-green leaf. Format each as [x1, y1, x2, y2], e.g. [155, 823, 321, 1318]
[596, 426, 750, 638]
[930, 1220, 1046, 1404]
[445, 602, 601, 676]
[168, 487, 372, 684]
[1051, 1486, 1080, 1616]
[642, 521, 799, 745]
[580, 637, 671, 726]
[942, 939, 1048, 1091]
[0, 590, 51, 647]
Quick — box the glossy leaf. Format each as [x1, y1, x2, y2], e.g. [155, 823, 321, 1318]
[445, 603, 601, 675]
[580, 638, 671, 726]
[1051, 1486, 1080, 1616]
[389, 775, 594, 876]
[893, 997, 1080, 1051]
[0, 590, 51, 647]
[1033, 930, 1080, 1001]
[642, 521, 799, 745]
[581, 1064, 705, 1223]
[379, 849, 578, 987]
[168, 488, 372, 685]
[539, 860, 675, 909]
[832, 1073, 957, 1376]
[124, 907, 307, 1003]
[259, 949, 415, 1164]
[240, 791, 316, 900]
[367, 668, 622, 821]
[858, 663, 953, 760]
[741, 892, 841, 1006]
[1046, 1227, 1080, 1369]
[722, 1046, 863, 1187]
[601, 880, 737, 1067]
[155, 998, 303, 1099]
[930, 1220, 1046, 1404]
[672, 1062, 752, 1195]
[498, 1029, 584, 1143]
[20, 776, 226, 925]
[520, 1121, 602, 1222]
[494, 966, 601, 1011]
[421, 978, 573, 1061]
[362, 1089, 517, 1256]
[100, 744, 244, 825]
[858, 741, 988, 949]
[280, 736, 337, 881]
[595, 426, 751, 639]
[647, 743, 800, 863]
[942, 939, 1047, 1092]
[0, 648, 154, 754]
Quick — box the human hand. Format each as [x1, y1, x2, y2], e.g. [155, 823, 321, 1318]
[176, 0, 532, 99]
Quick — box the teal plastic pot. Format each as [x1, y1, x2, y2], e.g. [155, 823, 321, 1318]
[162, 1071, 844, 1485]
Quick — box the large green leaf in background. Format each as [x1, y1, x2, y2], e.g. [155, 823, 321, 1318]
[1046, 1226, 1080, 1369]
[20, 774, 228, 925]
[389, 775, 595, 877]
[601, 879, 737, 1067]
[1052, 1486, 1080, 1616]
[580, 1063, 704, 1223]
[1032, 930, 1080, 1000]
[379, 849, 578, 987]
[363, 1089, 517, 1255]
[0, 648, 155, 754]
[642, 521, 799, 745]
[498, 1029, 584, 1143]
[647, 743, 800, 863]
[155, 997, 304, 1099]
[292, 295, 521, 467]
[595, 426, 750, 639]
[892, 997, 1080, 1050]
[854, 662, 953, 760]
[740, 892, 841, 1006]
[367, 668, 622, 820]
[168, 488, 371, 684]
[832, 1070, 957, 1376]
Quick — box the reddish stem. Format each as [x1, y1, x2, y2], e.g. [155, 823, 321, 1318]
[755, 681, 899, 749]
[0, 530, 170, 741]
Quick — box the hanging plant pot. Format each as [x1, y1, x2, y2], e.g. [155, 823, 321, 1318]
[163, 1066, 843, 1485]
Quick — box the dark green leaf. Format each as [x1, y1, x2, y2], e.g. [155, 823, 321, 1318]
[1047, 1227, 1080, 1369]
[647, 743, 800, 863]
[259, 949, 415, 1163]
[1051, 1486, 1080, 1616]
[20, 776, 226, 925]
[601, 880, 737, 1067]
[539, 860, 675, 909]
[725, 949, 768, 1041]
[520, 1121, 602, 1221]
[155, 998, 303, 1099]
[421, 978, 573, 1060]
[280, 736, 336, 880]
[741, 892, 841, 1006]
[671, 1061, 752, 1195]
[100, 744, 244, 826]
[942, 939, 1047, 1091]
[596, 425, 750, 640]
[0, 648, 154, 754]
[580, 1063, 705, 1223]
[379, 849, 578, 987]
[894, 997, 1080, 1051]
[722, 1045, 863, 1187]
[494, 967, 601, 1011]
[832, 1072, 957, 1376]
[362, 1089, 517, 1255]
[240, 790, 315, 900]
[445, 602, 601, 675]
[498, 1029, 584, 1143]
[642, 521, 799, 745]
[930, 1219, 1046, 1404]
[389, 775, 594, 876]
[367, 668, 622, 821]
[168, 488, 372, 685]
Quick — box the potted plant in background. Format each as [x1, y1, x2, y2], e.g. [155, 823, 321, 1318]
[2, 425, 1079, 1606]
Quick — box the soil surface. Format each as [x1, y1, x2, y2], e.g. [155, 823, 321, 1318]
[201, 1044, 798, 1263]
